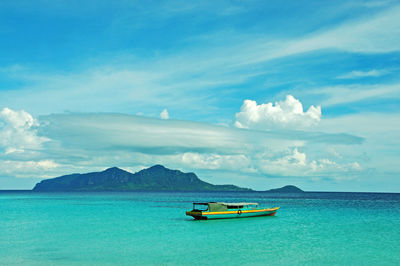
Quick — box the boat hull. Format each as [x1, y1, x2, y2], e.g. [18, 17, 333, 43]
[186, 207, 279, 220]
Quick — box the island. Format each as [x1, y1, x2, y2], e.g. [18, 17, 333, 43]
[266, 185, 303, 193]
[32, 164, 304, 192]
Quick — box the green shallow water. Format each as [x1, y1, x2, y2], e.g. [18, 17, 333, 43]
[1, 191, 399, 265]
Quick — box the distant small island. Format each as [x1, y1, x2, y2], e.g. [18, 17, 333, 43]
[33, 164, 304, 193]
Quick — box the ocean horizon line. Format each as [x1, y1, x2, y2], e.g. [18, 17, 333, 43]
[1, 189, 399, 194]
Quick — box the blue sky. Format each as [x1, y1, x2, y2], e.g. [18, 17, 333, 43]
[0, 0, 399, 191]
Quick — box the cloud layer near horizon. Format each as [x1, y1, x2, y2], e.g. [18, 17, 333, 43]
[0, 105, 365, 184]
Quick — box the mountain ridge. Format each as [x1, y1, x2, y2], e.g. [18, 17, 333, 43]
[32, 165, 303, 193]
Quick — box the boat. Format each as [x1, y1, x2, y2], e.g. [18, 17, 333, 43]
[186, 202, 279, 220]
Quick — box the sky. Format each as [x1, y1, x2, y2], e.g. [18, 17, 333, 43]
[0, 0, 399, 192]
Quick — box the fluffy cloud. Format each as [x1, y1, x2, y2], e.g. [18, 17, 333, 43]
[0, 107, 49, 154]
[258, 148, 362, 178]
[0, 159, 59, 178]
[181, 152, 254, 172]
[235, 95, 321, 130]
[160, 108, 169, 119]
[258, 148, 308, 176]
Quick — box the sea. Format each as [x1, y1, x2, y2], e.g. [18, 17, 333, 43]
[1, 191, 399, 265]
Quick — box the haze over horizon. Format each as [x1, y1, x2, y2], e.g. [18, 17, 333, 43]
[0, 1, 399, 192]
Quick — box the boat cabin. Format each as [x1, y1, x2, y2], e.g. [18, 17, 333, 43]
[192, 202, 259, 212]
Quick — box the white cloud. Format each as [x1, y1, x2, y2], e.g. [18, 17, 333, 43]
[0, 107, 49, 154]
[284, 7, 400, 55]
[258, 148, 362, 178]
[181, 152, 254, 172]
[319, 113, 400, 173]
[35, 113, 363, 179]
[337, 69, 389, 79]
[160, 108, 169, 119]
[306, 83, 400, 107]
[235, 95, 321, 130]
[258, 148, 307, 176]
[0, 111, 367, 183]
[0, 159, 59, 178]
[308, 159, 363, 181]
[232, 5, 400, 68]
[40, 112, 358, 158]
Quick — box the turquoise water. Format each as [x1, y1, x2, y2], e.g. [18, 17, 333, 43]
[1, 191, 399, 265]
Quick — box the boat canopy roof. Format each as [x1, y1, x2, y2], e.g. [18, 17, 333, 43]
[193, 202, 258, 212]
[194, 202, 258, 206]
[220, 202, 258, 207]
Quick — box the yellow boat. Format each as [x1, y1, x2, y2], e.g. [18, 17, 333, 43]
[186, 202, 279, 220]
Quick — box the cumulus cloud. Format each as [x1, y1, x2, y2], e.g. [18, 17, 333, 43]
[258, 148, 362, 178]
[234, 95, 321, 130]
[0, 159, 59, 178]
[0, 107, 49, 154]
[258, 148, 307, 176]
[160, 108, 169, 119]
[181, 152, 254, 172]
